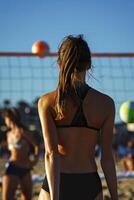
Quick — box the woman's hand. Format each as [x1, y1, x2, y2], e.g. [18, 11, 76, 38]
[28, 156, 39, 168]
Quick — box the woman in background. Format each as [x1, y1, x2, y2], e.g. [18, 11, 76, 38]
[123, 139, 134, 171]
[38, 35, 118, 200]
[2, 108, 40, 200]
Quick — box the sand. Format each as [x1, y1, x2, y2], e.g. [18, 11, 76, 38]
[0, 158, 134, 200]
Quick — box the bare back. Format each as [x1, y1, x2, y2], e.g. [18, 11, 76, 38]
[40, 87, 114, 173]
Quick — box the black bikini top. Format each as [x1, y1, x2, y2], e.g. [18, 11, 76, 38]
[56, 84, 100, 131]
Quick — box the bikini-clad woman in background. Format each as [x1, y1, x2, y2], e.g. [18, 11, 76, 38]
[2, 108, 40, 200]
[38, 35, 118, 200]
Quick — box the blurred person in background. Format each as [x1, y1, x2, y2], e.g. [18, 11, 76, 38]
[122, 139, 134, 171]
[2, 108, 40, 200]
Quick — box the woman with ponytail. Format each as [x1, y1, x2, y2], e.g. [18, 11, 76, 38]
[38, 35, 118, 200]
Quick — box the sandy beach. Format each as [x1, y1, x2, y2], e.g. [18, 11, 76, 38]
[0, 158, 133, 200]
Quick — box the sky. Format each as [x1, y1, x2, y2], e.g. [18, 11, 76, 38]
[0, 0, 134, 53]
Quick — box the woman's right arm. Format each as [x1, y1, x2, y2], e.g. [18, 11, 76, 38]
[38, 96, 60, 200]
[100, 98, 118, 200]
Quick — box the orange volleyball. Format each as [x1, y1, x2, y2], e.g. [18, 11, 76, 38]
[32, 40, 50, 57]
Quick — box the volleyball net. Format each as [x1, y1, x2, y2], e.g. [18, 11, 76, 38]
[0, 52, 134, 123]
[0, 52, 134, 184]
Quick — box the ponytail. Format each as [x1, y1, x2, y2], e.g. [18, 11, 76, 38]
[55, 35, 91, 120]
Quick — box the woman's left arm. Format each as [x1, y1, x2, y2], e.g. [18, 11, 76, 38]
[38, 96, 60, 200]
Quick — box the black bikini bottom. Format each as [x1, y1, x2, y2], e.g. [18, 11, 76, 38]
[5, 161, 31, 179]
[42, 172, 102, 200]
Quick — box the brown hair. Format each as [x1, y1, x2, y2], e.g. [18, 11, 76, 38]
[3, 108, 22, 127]
[55, 35, 92, 119]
